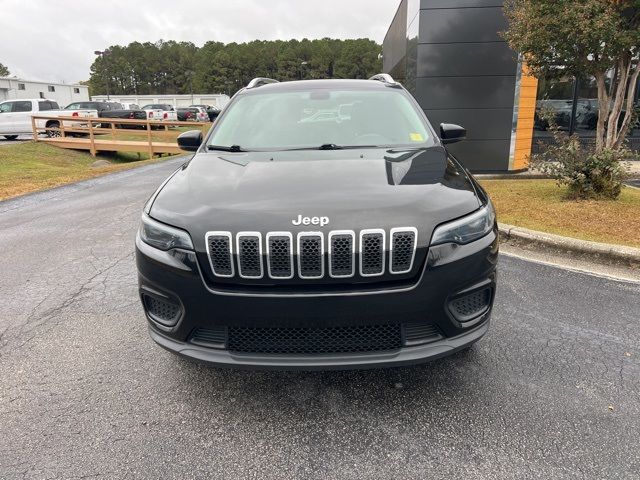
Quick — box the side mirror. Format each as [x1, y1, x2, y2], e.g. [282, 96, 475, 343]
[177, 130, 203, 152]
[440, 123, 466, 144]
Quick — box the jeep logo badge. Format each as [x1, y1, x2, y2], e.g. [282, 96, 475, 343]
[292, 215, 329, 227]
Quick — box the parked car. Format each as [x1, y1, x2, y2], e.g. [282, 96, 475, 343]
[179, 106, 208, 122]
[65, 101, 123, 115]
[190, 104, 220, 121]
[176, 108, 195, 121]
[120, 102, 141, 110]
[0, 99, 97, 139]
[136, 75, 498, 370]
[141, 104, 178, 122]
[65, 101, 126, 128]
[98, 108, 149, 128]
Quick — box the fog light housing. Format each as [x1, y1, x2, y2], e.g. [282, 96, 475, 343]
[448, 287, 492, 323]
[141, 291, 182, 327]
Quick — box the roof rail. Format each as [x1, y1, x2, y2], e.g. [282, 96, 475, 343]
[369, 73, 400, 86]
[246, 77, 279, 89]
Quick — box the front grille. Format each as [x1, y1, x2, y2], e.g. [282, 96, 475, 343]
[226, 324, 403, 355]
[206, 227, 418, 281]
[449, 288, 492, 322]
[142, 293, 181, 327]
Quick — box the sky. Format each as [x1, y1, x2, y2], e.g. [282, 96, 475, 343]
[0, 0, 400, 84]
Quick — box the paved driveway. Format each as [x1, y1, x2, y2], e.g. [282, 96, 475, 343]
[0, 135, 31, 146]
[1, 158, 639, 479]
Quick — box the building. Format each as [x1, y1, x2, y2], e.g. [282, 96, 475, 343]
[384, 0, 536, 172]
[91, 93, 230, 109]
[0, 77, 89, 105]
[384, 0, 640, 172]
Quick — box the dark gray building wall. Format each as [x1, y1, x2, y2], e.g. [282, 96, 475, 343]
[384, 0, 518, 171]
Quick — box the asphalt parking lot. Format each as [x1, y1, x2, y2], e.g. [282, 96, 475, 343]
[1, 157, 639, 479]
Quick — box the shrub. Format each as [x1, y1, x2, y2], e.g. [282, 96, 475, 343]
[530, 113, 632, 200]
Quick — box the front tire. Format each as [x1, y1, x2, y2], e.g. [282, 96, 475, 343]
[3, 135, 18, 140]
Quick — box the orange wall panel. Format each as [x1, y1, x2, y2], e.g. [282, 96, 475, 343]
[512, 64, 538, 170]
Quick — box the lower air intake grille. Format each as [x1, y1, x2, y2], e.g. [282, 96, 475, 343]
[227, 324, 402, 355]
[142, 294, 181, 327]
[449, 288, 492, 322]
[403, 322, 442, 346]
[190, 326, 227, 348]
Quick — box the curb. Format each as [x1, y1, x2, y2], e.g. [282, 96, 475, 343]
[498, 223, 640, 269]
[475, 173, 551, 180]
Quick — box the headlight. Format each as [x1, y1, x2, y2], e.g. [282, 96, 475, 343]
[431, 202, 496, 246]
[139, 213, 194, 251]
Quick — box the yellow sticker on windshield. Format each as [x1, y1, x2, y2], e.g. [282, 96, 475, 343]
[410, 133, 424, 142]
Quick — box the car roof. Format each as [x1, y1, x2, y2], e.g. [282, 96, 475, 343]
[240, 79, 393, 95]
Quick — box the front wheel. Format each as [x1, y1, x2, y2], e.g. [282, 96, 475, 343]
[3, 135, 18, 140]
[45, 121, 61, 138]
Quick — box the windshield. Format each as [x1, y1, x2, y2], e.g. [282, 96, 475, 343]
[207, 88, 431, 150]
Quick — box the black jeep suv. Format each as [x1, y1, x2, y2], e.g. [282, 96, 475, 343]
[136, 75, 498, 370]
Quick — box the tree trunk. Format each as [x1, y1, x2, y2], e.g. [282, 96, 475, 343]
[613, 61, 640, 150]
[595, 71, 610, 153]
[606, 56, 631, 148]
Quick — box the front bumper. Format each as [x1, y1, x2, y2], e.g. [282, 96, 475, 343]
[136, 228, 498, 370]
[149, 319, 490, 370]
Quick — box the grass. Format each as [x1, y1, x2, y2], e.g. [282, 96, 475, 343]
[480, 179, 640, 248]
[0, 141, 174, 201]
[97, 125, 205, 143]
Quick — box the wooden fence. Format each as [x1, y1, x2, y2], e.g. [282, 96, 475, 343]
[30, 115, 210, 157]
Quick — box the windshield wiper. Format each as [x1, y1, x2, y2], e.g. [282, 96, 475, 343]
[207, 144, 245, 152]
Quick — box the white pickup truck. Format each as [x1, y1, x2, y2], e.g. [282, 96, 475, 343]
[0, 99, 98, 139]
[141, 103, 178, 122]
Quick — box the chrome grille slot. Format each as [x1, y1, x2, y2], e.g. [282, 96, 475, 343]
[206, 232, 234, 277]
[390, 228, 417, 274]
[329, 231, 355, 278]
[298, 233, 324, 279]
[236, 232, 263, 279]
[267, 232, 293, 279]
[360, 229, 385, 277]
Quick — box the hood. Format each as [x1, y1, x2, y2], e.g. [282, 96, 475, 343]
[150, 146, 480, 249]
